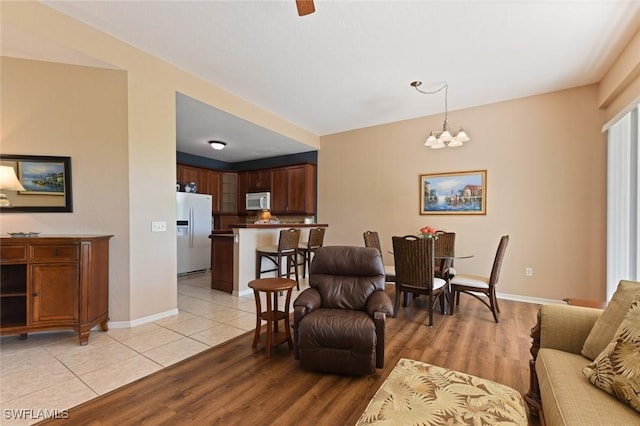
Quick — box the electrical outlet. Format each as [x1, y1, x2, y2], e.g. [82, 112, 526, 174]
[151, 221, 167, 232]
[525, 267, 533, 277]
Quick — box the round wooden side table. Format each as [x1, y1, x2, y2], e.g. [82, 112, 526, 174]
[248, 277, 297, 358]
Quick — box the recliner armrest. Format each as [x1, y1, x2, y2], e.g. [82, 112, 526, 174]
[293, 288, 321, 313]
[367, 290, 394, 318]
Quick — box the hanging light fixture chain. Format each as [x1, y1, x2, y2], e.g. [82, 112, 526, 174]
[410, 80, 469, 149]
[410, 81, 448, 96]
[443, 84, 448, 132]
[410, 81, 449, 130]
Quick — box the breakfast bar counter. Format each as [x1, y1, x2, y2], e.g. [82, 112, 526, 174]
[212, 224, 328, 296]
[230, 224, 329, 229]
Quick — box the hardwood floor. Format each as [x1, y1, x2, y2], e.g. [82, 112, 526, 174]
[42, 287, 540, 425]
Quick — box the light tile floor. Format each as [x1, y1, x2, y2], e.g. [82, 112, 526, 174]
[0, 272, 307, 425]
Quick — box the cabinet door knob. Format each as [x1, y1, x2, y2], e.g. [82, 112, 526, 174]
[32, 292, 38, 297]
[54, 249, 61, 256]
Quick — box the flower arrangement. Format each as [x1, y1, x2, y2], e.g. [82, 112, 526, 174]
[419, 225, 439, 239]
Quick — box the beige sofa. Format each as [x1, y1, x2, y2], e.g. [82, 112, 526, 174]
[524, 283, 640, 425]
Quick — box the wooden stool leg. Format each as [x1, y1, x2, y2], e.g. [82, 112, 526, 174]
[265, 291, 273, 358]
[251, 289, 261, 349]
[272, 291, 279, 335]
[284, 287, 293, 349]
[255, 253, 262, 279]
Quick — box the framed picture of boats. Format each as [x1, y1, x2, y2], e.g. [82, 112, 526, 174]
[419, 170, 486, 215]
[18, 159, 67, 195]
[0, 154, 73, 213]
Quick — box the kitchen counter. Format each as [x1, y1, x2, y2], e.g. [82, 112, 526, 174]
[229, 223, 328, 229]
[213, 224, 328, 296]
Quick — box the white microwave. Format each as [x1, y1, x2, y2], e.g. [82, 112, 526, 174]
[246, 192, 271, 210]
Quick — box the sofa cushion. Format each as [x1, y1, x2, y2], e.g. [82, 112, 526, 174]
[582, 280, 640, 360]
[536, 348, 640, 425]
[583, 294, 640, 413]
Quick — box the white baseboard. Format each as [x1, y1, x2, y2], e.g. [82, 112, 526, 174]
[105, 293, 561, 330]
[496, 292, 565, 306]
[234, 288, 253, 297]
[108, 308, 180, 329]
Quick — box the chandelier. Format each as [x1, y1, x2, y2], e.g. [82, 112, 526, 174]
[410, 81, 470, 149]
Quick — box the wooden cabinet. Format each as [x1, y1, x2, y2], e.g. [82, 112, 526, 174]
[248, 170, 271, 192]
[205, 170, 237, 214]
[206, 170, 221, 212]
[220, 173, 237, 213]
[177, 164, 209, 194]
[178, 162, 315, 217]
[271, 164, 316, 215]
[178, 165, 238, 214]
[210, 233, 234, 293]
[0, 235, 112, 345]
[237, 172, 249, 215]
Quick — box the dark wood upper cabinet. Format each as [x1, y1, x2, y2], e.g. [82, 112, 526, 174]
[247, 170, 271, 192]
[270, 164, 315, 215]
[206, 170, 221, 212]
[178, 163, 315, 217]
[177, 164, 209, 194]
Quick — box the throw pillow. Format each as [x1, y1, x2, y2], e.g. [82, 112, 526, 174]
[582, 280, 640, 360]
[583, 294, 640, 412]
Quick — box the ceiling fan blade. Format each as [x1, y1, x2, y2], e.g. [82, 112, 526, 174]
[296, 0, 315, 16]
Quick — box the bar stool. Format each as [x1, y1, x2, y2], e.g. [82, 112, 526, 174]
[298, 227, 325, 278]
[255, 228, 301, 289]
[248, 277, 297, 358]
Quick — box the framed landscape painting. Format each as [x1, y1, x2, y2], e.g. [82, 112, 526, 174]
[0, 154, 73, 213]
[419, 170, 486, 215]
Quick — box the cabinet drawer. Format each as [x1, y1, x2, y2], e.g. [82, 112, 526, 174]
[1, 244, 27, 263]
[30, 245, 79, 261]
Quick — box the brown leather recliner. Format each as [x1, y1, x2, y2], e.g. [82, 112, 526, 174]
[293, 246, 394, 375]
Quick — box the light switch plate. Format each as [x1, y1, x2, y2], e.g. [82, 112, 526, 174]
[151, 221, 167, 232]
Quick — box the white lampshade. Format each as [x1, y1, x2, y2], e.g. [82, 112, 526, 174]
[424, 133, 437, 147]
[0, 166, 25, 191]
[439, 130, 452, 143]
[456, 129, 470, 143]
[430, 140, 446, 149]
[447, 139, 464, 147]
[0, 166, 25, 207]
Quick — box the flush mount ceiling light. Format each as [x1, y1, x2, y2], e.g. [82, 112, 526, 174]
[209, 141, 227, 150]
[410, 81, 470, 149]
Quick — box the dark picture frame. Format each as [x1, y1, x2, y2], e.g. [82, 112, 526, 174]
[0, 155, 73, 213]
[419, 170, 486, 215]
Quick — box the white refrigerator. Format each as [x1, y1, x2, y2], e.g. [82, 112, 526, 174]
[177, 192, 212, 274]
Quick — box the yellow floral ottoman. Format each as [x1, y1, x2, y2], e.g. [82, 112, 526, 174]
[357, 358, 527, 425]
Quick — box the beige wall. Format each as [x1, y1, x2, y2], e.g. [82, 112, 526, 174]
[1, 1, 635, 318]
[1, 1, 319, 323]
[0, 57, 132, 320]
[318, 85, 607, 301]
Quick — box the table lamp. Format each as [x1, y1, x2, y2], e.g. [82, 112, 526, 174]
[0, 165, 26, 207]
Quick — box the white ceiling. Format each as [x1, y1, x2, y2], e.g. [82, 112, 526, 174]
[9, 1, 640, 162]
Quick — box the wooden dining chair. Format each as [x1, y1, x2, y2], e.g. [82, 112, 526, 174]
[450, 235, 509, 322]
[255, 228, 301, 289]
[434, 231, 456, 280]
[298, 227, 325, 278]
[392, 235, 447, 326]
[363, 230, 396, 283]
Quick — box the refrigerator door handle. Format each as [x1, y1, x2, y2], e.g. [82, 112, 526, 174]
[189, 207, 194, 248]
